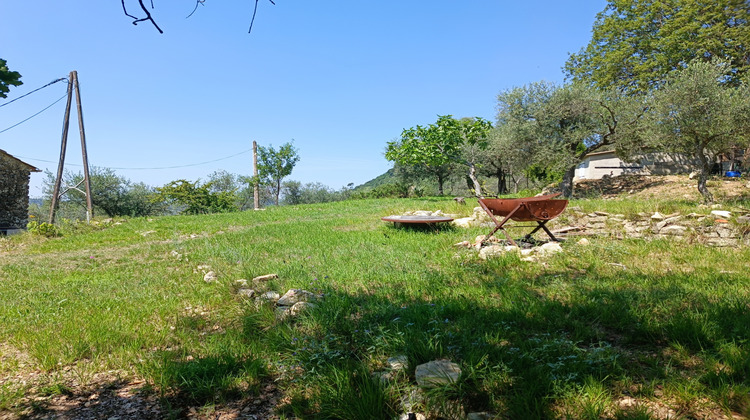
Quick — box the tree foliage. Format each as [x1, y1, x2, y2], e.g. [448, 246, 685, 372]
[156, 179, 237, 214]
[257, 142, 300, 206]
[0, 58, 22, 99]
[641, 60, 750, 203]
[496, 81, 643, 197]
[43, 167, 165, 218]
[385, 115, 492, 196]
[565, 0, 750, 93]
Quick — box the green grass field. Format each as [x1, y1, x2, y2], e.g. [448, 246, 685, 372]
[1, 196, 749, 419]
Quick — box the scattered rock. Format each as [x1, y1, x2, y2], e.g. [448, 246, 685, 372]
[398, 414, 426, 420]
[479, 245, 505, 260]
[711, 210, 732, 219]
[288, 301, 316, 316]
[140, 230, 156, 236]
[454, 197, 466, 205]
[237, 288, 255, 298]
[651, 212, 665, 220]
[415, 360, 461, 387]
[277, 289, 315, 306]
[577, 238, 590, 246]
[256, 291, 280, 306]
[253, 273, 278, 282]
[537, 242, 563, 256]
[387, 355, 409, 371]
[203, 271, 218, 283]
[234, 279, 249, 287]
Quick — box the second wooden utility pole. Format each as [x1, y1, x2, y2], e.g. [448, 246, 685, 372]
[253, 140, 260, 210]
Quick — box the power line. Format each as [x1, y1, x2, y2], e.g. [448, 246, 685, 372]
[0, 77, 67, 108]
[16, 147, 254, 171]
[0, 94, 69, 134]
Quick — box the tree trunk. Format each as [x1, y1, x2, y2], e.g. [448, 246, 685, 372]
[496, 169, 507, 195]
[275, 179, 281, 205]
[696, 148, 714, 204]
[559, 165, 576, 198]
[436, 174, 444, 196]
[467, 163, 483, 198]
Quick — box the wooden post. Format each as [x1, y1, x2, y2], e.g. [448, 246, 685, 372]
[48, 70, 94, 224]
[253, 141, 260, 210]
[49, 72, 74, 224]
[72, 71, 94, 222]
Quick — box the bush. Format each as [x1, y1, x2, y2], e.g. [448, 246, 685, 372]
[26, 221, 60, 237]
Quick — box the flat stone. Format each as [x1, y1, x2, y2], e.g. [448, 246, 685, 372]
[415, 360, 461, 387]
[537, 242, 563, 255]
[660, 225, 687, 235]
[387, 355, 409, 371]
[203, 271, 218, 283]
[237, 288, 255, 298]
[256, 291, 280, 304]
[252, 273, 278, 282]
[277, 289, 315, 306]
[288, 301, 316, 316]
[479, 245, 505, 260]
[711, 210, 732, 219]
[651, 212, 665, 220]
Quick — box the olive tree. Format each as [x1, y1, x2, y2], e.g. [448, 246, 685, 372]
[641, 60, 750, 203]
[497, 81, 644, 198]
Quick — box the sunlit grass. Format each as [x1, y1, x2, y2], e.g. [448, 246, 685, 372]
[1, 196, 749, 417]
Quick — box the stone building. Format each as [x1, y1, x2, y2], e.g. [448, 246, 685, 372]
[0, 149, 41, 235]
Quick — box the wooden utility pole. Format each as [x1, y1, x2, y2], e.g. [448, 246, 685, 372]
[49, 71, 94, 224]
[253, 140, 260, 210]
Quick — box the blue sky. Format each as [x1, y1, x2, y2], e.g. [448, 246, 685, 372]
[1, 1, 605, 197]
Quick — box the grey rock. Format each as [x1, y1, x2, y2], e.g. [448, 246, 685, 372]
[203, 271, 218, 283]
[660, 225, 687, 235]
[252, 273, 278, 282]
[237, 288, 255, 298]
[277, 289, 315, 306]
[415, 360, 461, 387]
[387, 355, 409, 371]
[288, 301, 316, 316]
[711, 210, 732, 219]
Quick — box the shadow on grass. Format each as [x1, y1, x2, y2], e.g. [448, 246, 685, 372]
[267, 266, 750, 418]
[12, 267, 749, 419]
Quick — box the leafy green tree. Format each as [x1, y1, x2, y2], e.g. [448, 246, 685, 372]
[257, 142, 300, 206]
[639, 60, 750, 203]
[566, 0, 750, 93]
[0, 58, 22, 99]
[385, 115, 493, 196]
[156, 179, 237, 214]
[42, 167, 165, 218]
[472, 127, 533, 194]
[497, 81, 643, 197]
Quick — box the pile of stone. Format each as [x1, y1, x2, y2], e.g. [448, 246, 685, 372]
[451, 207, 495, 228]
[233, 274, 318, 320]
[372, 357, 492, 420]
[560, 207, 749, 247]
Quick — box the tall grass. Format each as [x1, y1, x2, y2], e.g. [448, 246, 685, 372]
[1, 196, 749, 418]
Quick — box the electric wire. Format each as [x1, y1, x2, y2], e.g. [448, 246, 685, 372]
[0, 93, 69, 134]
[15, 148, 254, 171]
[0, 78, 67, 108]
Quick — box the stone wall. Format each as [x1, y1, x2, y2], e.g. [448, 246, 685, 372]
[0, 154, 33, 230]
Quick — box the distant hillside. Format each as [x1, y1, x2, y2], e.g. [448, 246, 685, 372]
[353, 168, 398, 191]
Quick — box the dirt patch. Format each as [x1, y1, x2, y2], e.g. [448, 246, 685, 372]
[574, 174, 749, 202]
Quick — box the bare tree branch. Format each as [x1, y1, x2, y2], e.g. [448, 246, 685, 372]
[121, 0, 163, 34]
[186, 0, 205, 19]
